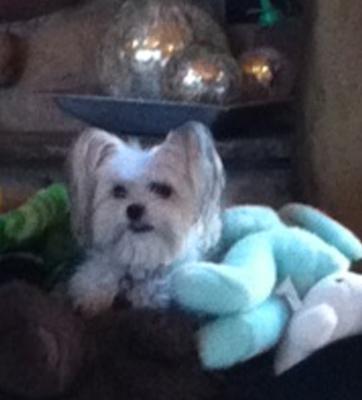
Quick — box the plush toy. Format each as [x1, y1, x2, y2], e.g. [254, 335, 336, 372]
[171, 204, 362, 369]
[274, 270, 362, 375]
[0, 183, 69, 252]
[0, 183, 76, 287]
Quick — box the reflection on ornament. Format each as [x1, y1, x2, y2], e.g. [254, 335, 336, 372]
[97, 0, 230, 99]
[123, 23, 189, 67]
[183, 62, 224, 87]
[239, 47, 295, 101]
[162, 46, 241, 105]
[242, 58, 273, 87]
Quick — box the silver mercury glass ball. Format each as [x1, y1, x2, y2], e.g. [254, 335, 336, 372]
[239, 47, 295, 101]
[162, 46, 242, 105]
[97, 0, 231, 99]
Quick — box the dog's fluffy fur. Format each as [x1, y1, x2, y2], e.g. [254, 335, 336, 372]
[67, 122, 225, 315]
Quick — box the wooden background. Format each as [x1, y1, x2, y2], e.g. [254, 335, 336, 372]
[297, 0, 362, 238]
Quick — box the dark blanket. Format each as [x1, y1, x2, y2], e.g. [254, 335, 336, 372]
[0, 282, 224, 400]
[225, 336, 362, 400]
[0, 279, 360, 400]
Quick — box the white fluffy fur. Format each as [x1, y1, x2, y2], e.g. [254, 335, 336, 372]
[67, 122, 225, 315]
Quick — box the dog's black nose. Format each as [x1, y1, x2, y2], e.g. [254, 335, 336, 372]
[127, 204, 145, 221]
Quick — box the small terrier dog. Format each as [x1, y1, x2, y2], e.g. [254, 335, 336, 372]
[67, 122, 225, 315]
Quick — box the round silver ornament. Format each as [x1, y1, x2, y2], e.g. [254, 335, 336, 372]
[97, 0, 230, 99]
[162, 46, 242, 105]
[239, 47, 295, 101]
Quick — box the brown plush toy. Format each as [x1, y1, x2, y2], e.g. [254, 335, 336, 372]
[0, 281, 223, 400]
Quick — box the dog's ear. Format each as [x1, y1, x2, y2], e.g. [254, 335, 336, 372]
[66, 128, 122, 248]
[164, 121, 225, 222]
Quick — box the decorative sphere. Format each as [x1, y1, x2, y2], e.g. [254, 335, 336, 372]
[239, 47, 295, 101]
[162, 46, 241, 105]
[97, 0, 230, 99]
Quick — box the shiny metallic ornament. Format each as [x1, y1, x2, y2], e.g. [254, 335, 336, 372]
[239, 47, 295, 101]
[162, 46, 241, 105]
[98, 0, 230, 99]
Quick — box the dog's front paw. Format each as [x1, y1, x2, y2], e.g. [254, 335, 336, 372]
[68, 261, 119, 317]
[70, 287, 115, 317]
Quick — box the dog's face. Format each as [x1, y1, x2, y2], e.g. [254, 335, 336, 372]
[68, 122, 225, 270]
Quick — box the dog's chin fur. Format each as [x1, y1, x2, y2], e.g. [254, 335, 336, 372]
[67, 122, 225, 315]
[108, 227, 185, 272]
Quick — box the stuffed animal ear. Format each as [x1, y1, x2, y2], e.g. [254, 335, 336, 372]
[66, 128, 123, 248]
[165, 121, 225, 220]
[290, 304, 338, 352]
[274, 304, 338, 375]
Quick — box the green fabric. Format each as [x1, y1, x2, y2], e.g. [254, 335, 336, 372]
[0, 184, 77, 288]
[0, 184, 70, 251]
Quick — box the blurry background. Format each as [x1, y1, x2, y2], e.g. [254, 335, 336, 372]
[0, 0, 361, 240]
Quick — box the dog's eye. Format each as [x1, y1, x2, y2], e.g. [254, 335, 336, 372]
[149, 182, 173, 199]
[112, 185, 127, 199]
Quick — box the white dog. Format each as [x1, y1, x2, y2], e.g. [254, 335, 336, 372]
[67, 122, 225, 315]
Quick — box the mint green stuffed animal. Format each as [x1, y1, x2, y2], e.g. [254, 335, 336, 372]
[171, 204, 362, 369]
